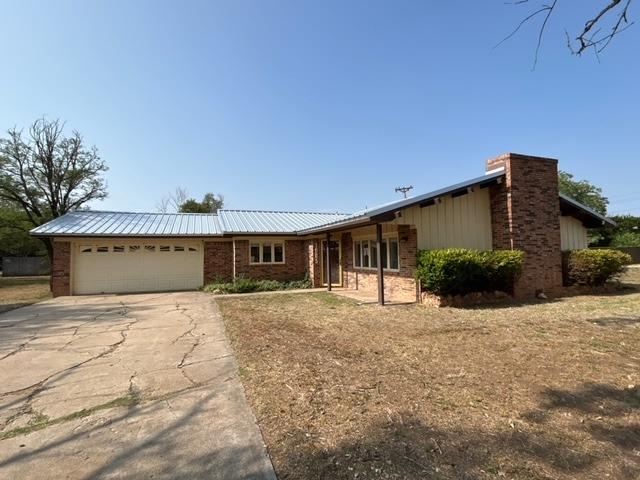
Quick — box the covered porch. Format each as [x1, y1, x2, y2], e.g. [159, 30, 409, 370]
[306, 222, 419, 306]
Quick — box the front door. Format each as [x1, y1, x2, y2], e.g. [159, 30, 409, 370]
[321, 240, 342, 286]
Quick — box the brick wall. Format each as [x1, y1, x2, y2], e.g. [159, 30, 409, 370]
[306, 239, 322, 286]
[203, 241, 233, 283]
[341, 225, 418, 303]
[487, 153, 563, 297]
[51, 241, 71, 297]
[234, 239, 308, 281]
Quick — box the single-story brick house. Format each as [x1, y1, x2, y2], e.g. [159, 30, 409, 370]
[32, 153, 613, 303]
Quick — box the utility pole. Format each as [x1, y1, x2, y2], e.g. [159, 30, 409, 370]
[395, 185, 413, 198]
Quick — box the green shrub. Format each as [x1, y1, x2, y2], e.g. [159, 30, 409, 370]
[203, 276, 312, 294]
[562, 249, 632, 286]
[416, 248, 523, 296]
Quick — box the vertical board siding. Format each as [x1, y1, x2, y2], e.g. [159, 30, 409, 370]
[560, 216, 588, 250]
[393, 189, 493, 250]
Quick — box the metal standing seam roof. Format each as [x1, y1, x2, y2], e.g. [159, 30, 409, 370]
[296, 169, 508, 233]
[30, 169, 615, 237]
[30, 211, 225, 237]
[217, 210, 349, 233]
[30, 210, 349, 237]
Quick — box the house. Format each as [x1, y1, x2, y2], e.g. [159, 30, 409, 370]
[31, 153, 613, 303]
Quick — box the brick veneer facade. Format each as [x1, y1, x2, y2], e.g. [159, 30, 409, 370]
[487, 153, 563, 297]
[306, 238, 322, 286]
[204, 241, 233, 283]
[51, 240, 71, 297]
[340, 225, 418, 302]
[233, 239, 307, 281]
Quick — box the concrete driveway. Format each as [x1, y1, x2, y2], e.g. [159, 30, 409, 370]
[0, 292, 276, 480]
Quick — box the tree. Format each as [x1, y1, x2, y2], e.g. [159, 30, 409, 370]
[156, 187, 188, 213]
[500, 1, 634, 67]
[558, 171, 609, 216]
[0, 201, 46, 257]
[0, 118, 108, 261]
[179, 193, 224, 213]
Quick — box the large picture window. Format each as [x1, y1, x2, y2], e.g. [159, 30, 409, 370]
[250, 242, 285, 264]
[353, 237, 399, 271]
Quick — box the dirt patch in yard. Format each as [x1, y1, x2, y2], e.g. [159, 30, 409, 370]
[0, 276, 51, 313]
[219, 271, 640, 480]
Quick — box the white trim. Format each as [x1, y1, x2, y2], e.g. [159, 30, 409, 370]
[353, 235, 400, 272]
[485, 165, 505, 175]
[249, 241, 286, 265]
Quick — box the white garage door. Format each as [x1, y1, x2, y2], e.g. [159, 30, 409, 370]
[73, 240, 204, 295]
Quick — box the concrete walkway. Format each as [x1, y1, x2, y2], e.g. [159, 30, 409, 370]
[0, 292, 276, 480]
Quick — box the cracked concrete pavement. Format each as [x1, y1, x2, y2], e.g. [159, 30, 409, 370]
[0, 292, 276, 480]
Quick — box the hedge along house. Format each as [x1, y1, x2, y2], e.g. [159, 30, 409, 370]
[32, 153, 614, 303]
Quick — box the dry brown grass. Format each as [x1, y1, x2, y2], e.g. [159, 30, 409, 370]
[219, 269, 640, 480]
[0, 276, 51, 313]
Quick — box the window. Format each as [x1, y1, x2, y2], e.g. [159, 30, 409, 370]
[188, 246, 199, 252]
[262, 243, 272, 262]
[274, 243, 284, 263]
[113, 245, 125, 253]
[144, 245, 156, 253]
[80, 245, 93, 253]
[353, 237, 400, 271]
[389, 239, 399, 270]
[96, 246, 109, 253]
[129, 245, 140, 253]
[159, 245, 171, 252]
[174, 245, 185, 252]
[250, 244, 260, 263]
[250, 242, 285, 264]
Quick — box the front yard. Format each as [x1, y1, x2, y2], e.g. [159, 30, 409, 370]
[0, 276, 51, 313]
[219, 268, 640, 479]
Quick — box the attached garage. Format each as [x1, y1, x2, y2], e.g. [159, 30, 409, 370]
[73, 240, 204, 294]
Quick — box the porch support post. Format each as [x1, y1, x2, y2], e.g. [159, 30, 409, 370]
[325, 232, 332, 291]
[376, 223, 385, 306]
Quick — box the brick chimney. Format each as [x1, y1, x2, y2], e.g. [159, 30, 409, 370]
[486, 153, 563, 298]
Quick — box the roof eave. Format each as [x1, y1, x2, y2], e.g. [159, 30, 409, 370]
[559, 193, 616, 228]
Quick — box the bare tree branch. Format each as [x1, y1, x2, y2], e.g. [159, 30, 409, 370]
[499, 0, 635, 65]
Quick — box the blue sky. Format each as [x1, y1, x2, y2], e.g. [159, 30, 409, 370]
[1, 0, 639, 215]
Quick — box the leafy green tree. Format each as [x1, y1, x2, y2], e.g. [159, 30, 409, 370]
[0, 118, 108, 261]
[0, 202, 46, 257]
[179, 193, 224, 213]
[558, 171, 609, 216]
[611, 231, 640, 247]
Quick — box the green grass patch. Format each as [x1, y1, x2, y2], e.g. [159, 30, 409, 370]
[203, 276, 312, 294]
[0, 393, 140, 441]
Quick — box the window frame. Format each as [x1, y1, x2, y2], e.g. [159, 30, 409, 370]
[353, 235, 400, 272]
[249, 241, 286, 265]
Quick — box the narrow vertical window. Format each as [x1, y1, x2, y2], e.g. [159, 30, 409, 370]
[250, 244, 260, 263]
[354, 241, 361, 267]
[262, 243, 272, 263]
[362, 241, 369, 268]
[370, 241, 378, 268]
[274, 243, 284, 263]
[389, 239, 399, 270]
